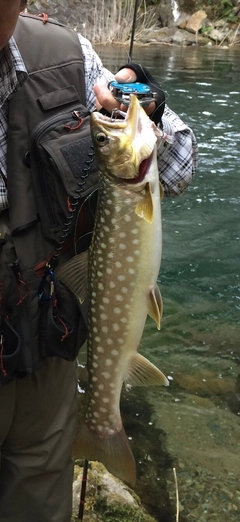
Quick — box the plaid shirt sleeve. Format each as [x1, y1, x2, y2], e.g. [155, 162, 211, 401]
[78, 34, 198, 198]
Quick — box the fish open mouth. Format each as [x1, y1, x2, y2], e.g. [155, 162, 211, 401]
[120, 151, 154, 185]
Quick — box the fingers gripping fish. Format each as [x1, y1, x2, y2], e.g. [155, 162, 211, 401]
[57, 95, 168, 487]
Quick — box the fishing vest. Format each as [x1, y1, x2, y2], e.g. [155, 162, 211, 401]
[0, 14, 98, 383]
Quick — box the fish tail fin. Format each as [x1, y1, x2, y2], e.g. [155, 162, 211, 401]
[72, 422, 136, 487]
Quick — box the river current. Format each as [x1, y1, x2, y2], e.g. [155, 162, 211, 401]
[82, 44, 240, 521]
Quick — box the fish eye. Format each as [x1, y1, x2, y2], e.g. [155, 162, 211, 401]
[95, 132, 108, 146]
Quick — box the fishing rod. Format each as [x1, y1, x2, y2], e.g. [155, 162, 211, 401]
[110, 0, 157, 106]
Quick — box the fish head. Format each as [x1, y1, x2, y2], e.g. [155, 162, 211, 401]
[90, 94, 157, 182]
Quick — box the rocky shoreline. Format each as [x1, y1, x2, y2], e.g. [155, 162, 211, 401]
[26, 1, 240, 49]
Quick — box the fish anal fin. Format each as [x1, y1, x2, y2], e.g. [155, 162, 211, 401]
[125, 353, 169, 388]
[135, 182, 153, 223]
[148, 285, 163, 330]
[72, 422, 136, 487]
[56, 250, 88, 304]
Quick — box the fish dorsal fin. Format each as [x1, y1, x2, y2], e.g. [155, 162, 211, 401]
[135, 182, 153, 223]
[56, 250, 88, 304]
[148, 285, 163, 330]
[124, 353, 169, 388]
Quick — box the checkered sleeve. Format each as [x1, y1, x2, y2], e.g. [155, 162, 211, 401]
[158, 105, 198, 197]
[78, 34, 198, 198]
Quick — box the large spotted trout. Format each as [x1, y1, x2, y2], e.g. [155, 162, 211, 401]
[57, 95, 168, 487]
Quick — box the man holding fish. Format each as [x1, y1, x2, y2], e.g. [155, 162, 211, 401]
[0, 1, 198, 521]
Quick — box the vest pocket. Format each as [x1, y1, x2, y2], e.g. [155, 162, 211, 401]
[39, 279, 87, 361]
[0, 314, 21, 381]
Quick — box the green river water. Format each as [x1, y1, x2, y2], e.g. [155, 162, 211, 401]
[80, 44, 240, 521]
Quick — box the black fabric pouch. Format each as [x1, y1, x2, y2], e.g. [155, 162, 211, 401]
[29, 105, 99, 246]
[0, 314, 21, 382]
[39, 279, 87, 362]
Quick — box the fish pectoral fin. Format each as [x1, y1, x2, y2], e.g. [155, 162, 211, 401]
[125, 353, 169, 387]
[135, 182, 153, 223]
[72, 422, 136, 487]
[55, 250, 88, 304]
[148, 285, 163, 330]
[159, 181, 164, 200]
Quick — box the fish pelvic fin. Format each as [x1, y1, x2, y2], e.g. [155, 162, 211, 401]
[55, 250, 88, 304]
[72, 422, 136, 487]
[125, 353, 169, 388]
[148, 285, 163, 330]
[135, 182, 153, 223]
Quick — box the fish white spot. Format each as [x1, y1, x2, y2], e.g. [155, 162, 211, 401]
[120, 317, 127, 323]
[119, 243, 126, 250]
[111, 349, 118, 356]
[101, 372, 110, 379]
[102, 297, 110, 304]
[92, 377, 98, 382]
[98, 282, 104, 290]
[94, 391, 99, 397]
[117, 275, 125, 281]
[118, 338, 124, 344]
[108, 252, 114, 259]
[106, 268, 112, 275]
[134, 250, 140, 255]
[111, 218, 116, 225]
[131, 229, 138, 234]
[107, 338, 113, 345]
[115, 206, 121, 213]
[97, 271, 103, 277]
[107, 199, 112, 205]
[97, 346, 104, 353]
[104, 209, 110, 215]
[132, 238, 139, 244]
[105, 359, 113, 366]
[99, 407, 107, 413]
[128, 268, 135, 274]
[102, 326, 108, 333]
[93, 412, 100, 418]
[92, 317, 97, 323]
[109, 281, 116, 288]
[115, 261, 122, 268]
[100, 313, 108, 320]
[93, 327, 98, 333]
[119, 232, 126, 238]
[113, 323, 120, 331]
[103, 397, 110, 403]
[121, 287, 128, 293]
[124, 215, 131, 222]
[113, 307, 121, 314]
[126, 256, 134, 262]
[115, 294, 123, 301]
[95, 336, 101, 342]
[92, 362, 98, 368]
[98, 384, 104, 390]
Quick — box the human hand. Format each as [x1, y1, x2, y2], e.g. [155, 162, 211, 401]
[93, 64, 165, 126]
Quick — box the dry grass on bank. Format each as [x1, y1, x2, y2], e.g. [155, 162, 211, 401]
[81, 0, 159, 45]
